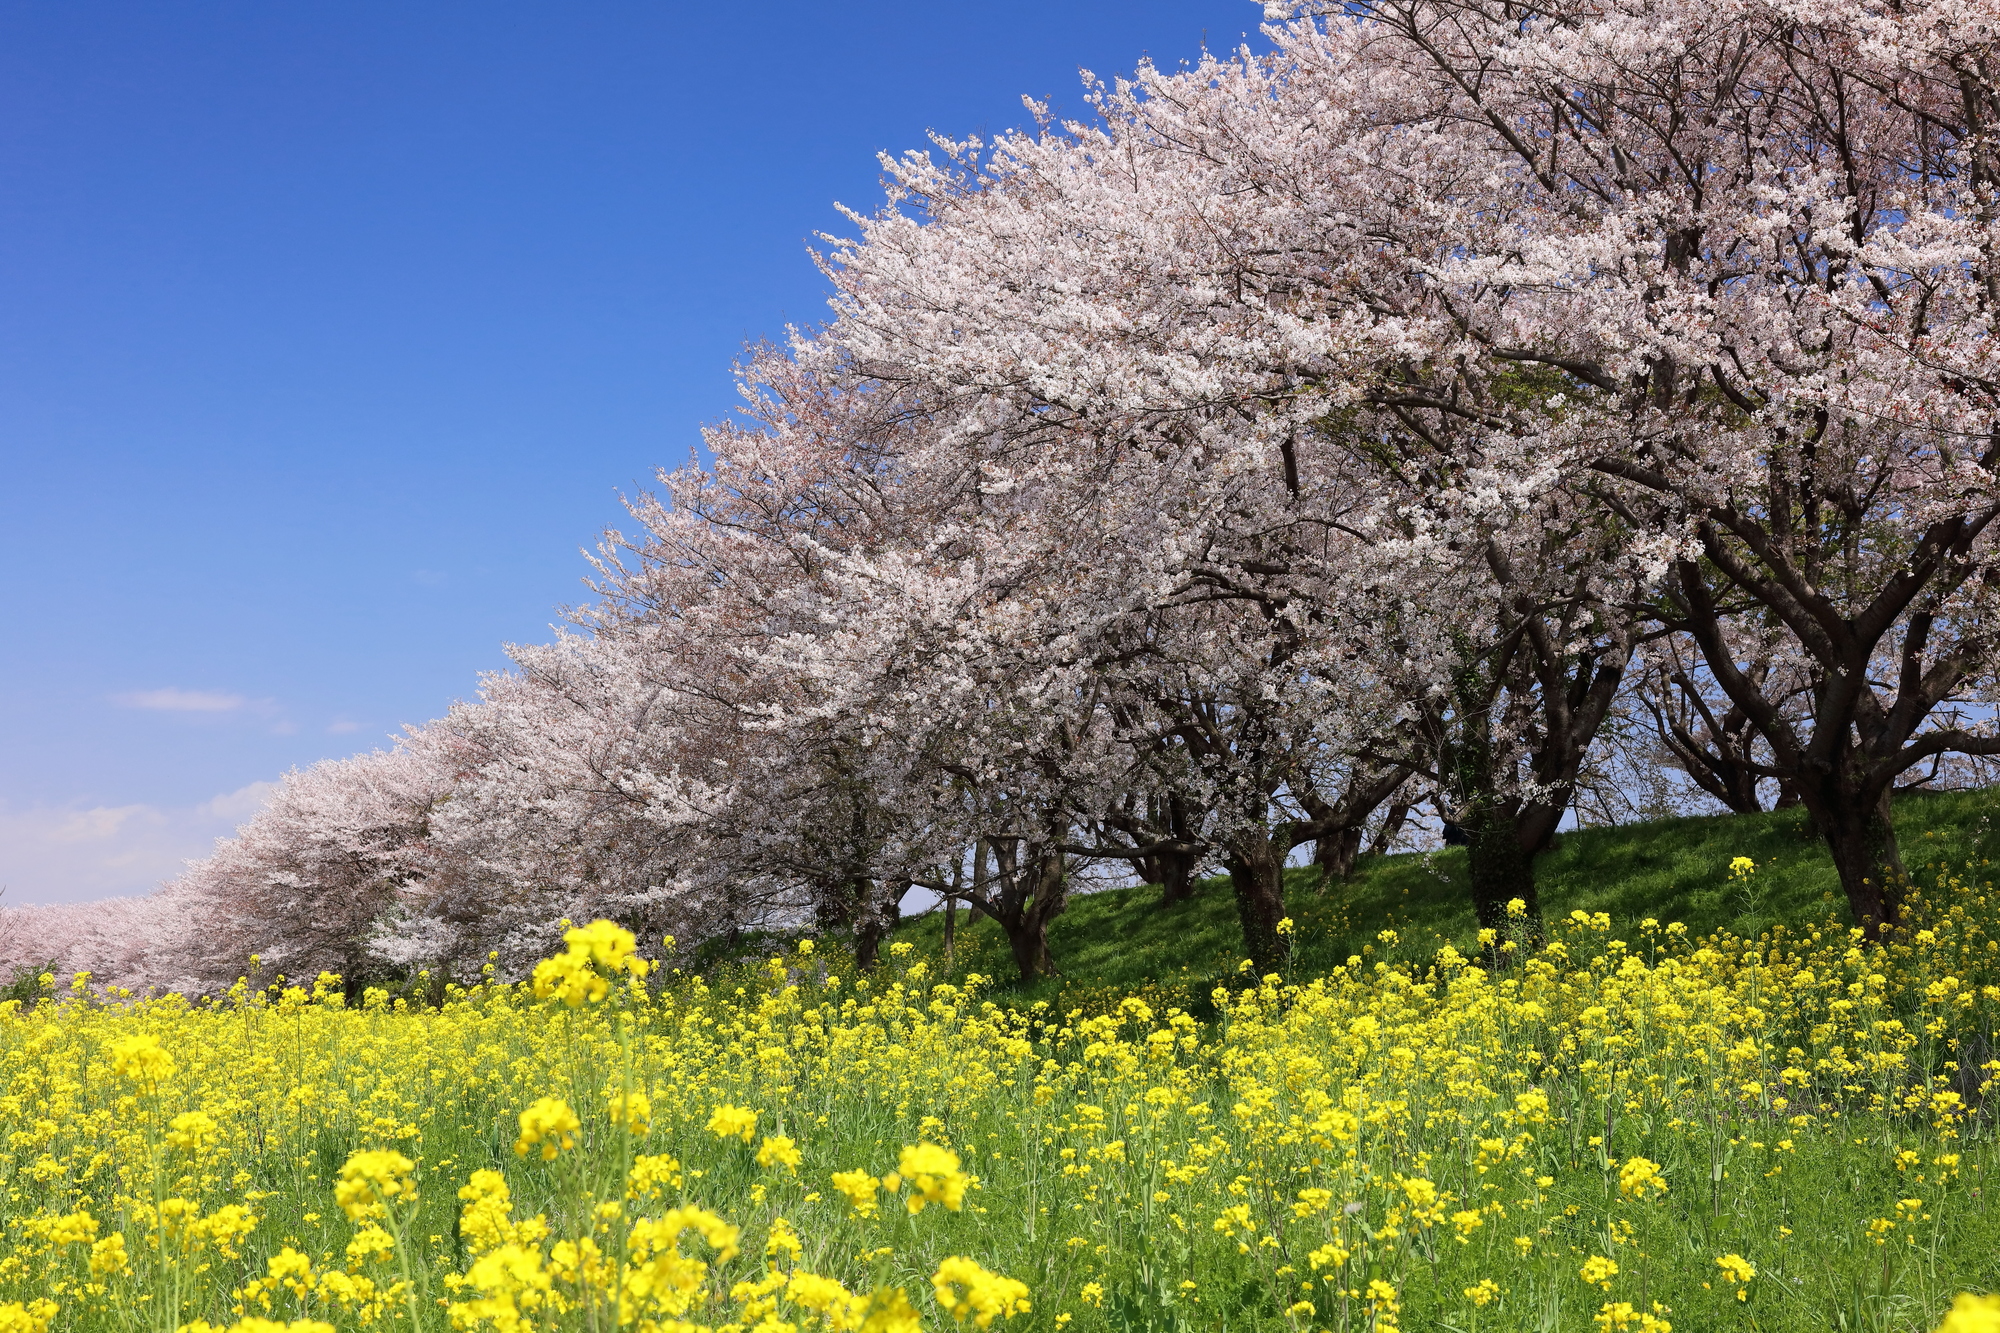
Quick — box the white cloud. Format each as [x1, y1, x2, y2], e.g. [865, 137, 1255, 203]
[326, 720, 363, 734]
[40, 803, 164, 844]
[112, 687, 247, 713]
[0, 781, 275, 906]
[199, 780, 278, 822]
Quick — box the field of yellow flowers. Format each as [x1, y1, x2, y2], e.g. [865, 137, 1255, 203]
[3, 867, 2000, 1332]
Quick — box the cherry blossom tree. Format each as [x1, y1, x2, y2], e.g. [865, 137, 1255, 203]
[1256, 0, 2000, 933]
[160, 745, 451, 993]
[783, 25, 1665, 951]
[0, 891, 199, 995]
[396, 642, 750, 978]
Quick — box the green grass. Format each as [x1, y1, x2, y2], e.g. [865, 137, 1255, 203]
[891, 787, 2000, 1010]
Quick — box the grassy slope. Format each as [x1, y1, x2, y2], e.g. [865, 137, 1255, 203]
[891, 786, 2000, 1008]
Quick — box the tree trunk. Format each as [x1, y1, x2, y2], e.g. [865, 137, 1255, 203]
[1465, 810, 1539, 934]
[942, 858, 963, 967]
[851, 878, 888, 970]
[1713, 723, 1765, 814]
[1003, 846, 1067, 984]
[1226, 840, 1289, 974]
[1441, 666, 1543, 939]
[1298, 765, 1409, 891]
[814, 886, 853, 936]
[963, 838, 1070, 985]
[1368, 800, 1412, 857]
[1156, 847, 1201, 905]
[1314, 823, 1367, 888]
[1811, 785, 1904, 938]
[1127, 795, 1202, 905]
[1003, 920, 1046, 983]
[1434, 637, 1551, 946]
[1511, 793, 1567, 866]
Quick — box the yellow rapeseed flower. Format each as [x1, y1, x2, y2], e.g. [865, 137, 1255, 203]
[46, 1211, 96, 1246]
[831, 1169, 881, 1218]
[106, 1033, 175, 1084]
[457, 1171, 519, 1255]
[334, 1149, 416, 1222]
[931, 1256, 1030, 1329]
[898, 1143, 969, 1214]
[1581, 1256, 1620, 1291]
[1936, 1293, 2000, 1333]
[1618, 1156, 1668, 1201]
[707, 1104, 759, 1143]
[166, 1109, 219, 1152]
[529, 919, 650, 1007]
[1595, 1300, 1672, 1331]
[608, 1088, 653, 1135]
[627, 1153, 685, 1202]
[514, 1097, 581, 1161]
[87, 1233, 128, 1277]
[0, 1300, 57, 1333]
[756, 1134, 803, 1172]
[1715, 1253, 1755, 1299]
[565, 919, 646, 973]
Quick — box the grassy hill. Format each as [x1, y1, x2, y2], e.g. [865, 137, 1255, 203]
[889, 786, 2000, 1011]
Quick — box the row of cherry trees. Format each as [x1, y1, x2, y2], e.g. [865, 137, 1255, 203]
[126, 0, 2000, 993]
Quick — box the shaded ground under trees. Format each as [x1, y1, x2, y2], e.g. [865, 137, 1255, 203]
[885, 787, 2000, 1010]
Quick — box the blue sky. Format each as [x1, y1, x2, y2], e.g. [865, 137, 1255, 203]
[0, 0, 1252, 903]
